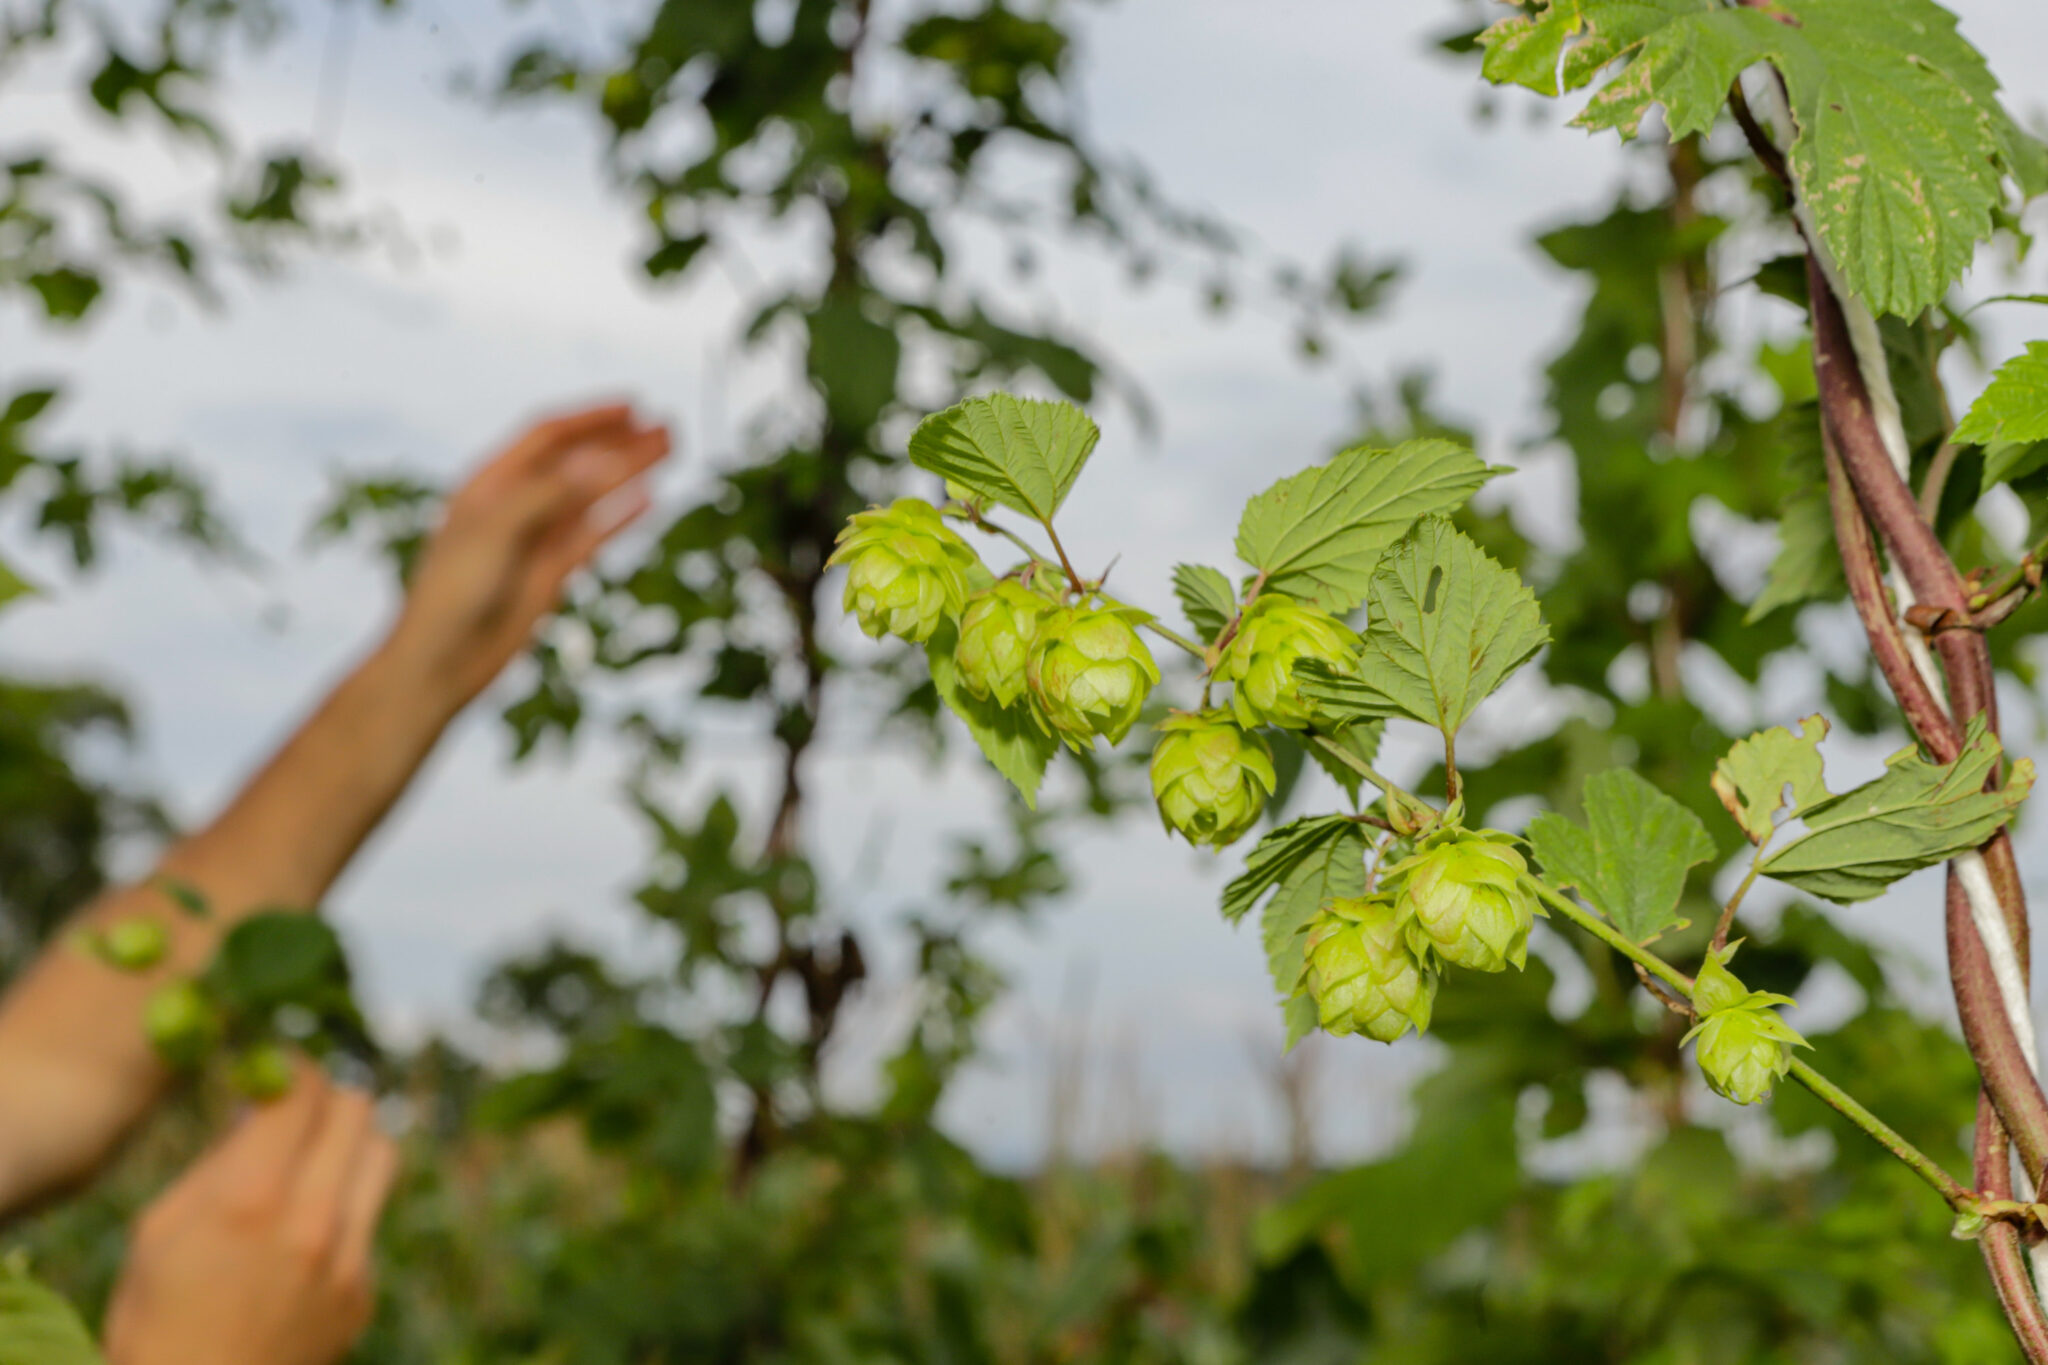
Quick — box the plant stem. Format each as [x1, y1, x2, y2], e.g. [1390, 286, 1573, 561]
[1709, 860, 1762, 954]
[1786, 1058, 1972, 1207]
[950, 505, 1053, 570]
[1530, 878, 1974, 1209]
[1040, 520, 1087, 599]
[1142, 619, 1207, 661]
[1207, 571, 1268, 669]
[1307, 732, 1400, 801]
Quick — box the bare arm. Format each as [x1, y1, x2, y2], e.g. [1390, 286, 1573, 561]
[0, 402, 670, 1217]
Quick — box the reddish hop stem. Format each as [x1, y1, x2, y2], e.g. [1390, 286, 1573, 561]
[1978, 1100, 2048, 1360]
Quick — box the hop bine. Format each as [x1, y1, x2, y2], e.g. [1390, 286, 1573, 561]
[1684, 944, 1809, 1105]
[1215, 594, 1361, 730]
[1300, 895, 1438, 1043]
[1150, 711, 1277, 848]
[955, 578, 1061, 708]
[828, 498, 982, 644]
[1027, 601, 1160, 749]
[1390, 828, 1540, 973]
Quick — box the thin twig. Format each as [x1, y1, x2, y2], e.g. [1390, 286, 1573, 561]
[1709, 860, 1762, 954]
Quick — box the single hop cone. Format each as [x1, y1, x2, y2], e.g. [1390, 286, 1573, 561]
[955, 579, 1058, 707]
[828, 499, 981, 644]
[1027, 602, 1160, 750]
[1150, 711, 1277, 848]
[142, 979, 221, 1069]
[1683, 944, 1808, 1106]
[230, 1042, 296, 1101]
[1216, 595, 1361, 730]
[1301, 896, 1437, 1043]
[1391, 828, 1539, 973]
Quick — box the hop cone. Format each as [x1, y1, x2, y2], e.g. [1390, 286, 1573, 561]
[1392, 828, 1539, 973]
[1216, 594, 1361, 730]
[1150, 711, 1277, 848]
[1027, 603, 1160, 749]
[143, 980, 220, 1069]
[1683, 945, 1808, 1105]
[1302, 896, 1437, 1043]
[828, 499, 981, 644]
[956, 579, 1059, 707]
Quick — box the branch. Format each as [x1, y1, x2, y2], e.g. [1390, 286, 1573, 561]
[1529, 880, 1973, 1210]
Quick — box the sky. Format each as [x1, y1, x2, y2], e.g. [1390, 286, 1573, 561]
[7, 0, 2048, 1168]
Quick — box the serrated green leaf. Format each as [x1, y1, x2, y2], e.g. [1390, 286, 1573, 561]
[1746, 489, 1843, 623]
[1982, 441, 2048, 494]
[907, 393, 1099, 525]
[1295, 516, 1546, 739]
[1221, 815, 1357, 925]
[1528, 768, 1716, 941]
[0, 1268, 104, 1365]
[1713, 715, 1830, 845]
[1261, 821, 1368, 1005]
[1234, 439, 1497, 613]
[1171, 563, 1236, 644]
[1482, 0, 2048, 318]
[1954, 341, 2048, 448]
[927, 624, 1058, 809]
[1760, 716, 2033, 903]
[1306, 723, 1384, 807]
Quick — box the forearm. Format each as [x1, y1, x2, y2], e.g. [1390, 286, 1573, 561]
[0, 632, 464, 1216]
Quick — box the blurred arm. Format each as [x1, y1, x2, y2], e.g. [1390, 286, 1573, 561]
[0, 403, 669, 1218]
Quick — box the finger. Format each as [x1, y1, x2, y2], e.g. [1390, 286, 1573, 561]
[464, 403, 637, 497]
[283, 1084, 379, 1257]
[489, 425, 670, 543]
[173, 1059, 333, 1213]
[332, 1128, 400, 1275]
[531, 480, 655, 602]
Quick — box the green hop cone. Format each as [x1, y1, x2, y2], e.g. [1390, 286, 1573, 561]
[230, 1042, 297, 1101]
[142, 979, 221, 1069]
[100, 917, 170, 971]
[955, 579, 1059, 707]
[1301, 896, 1437, 1043]
[1150, 711, 1277, 848]
[1216, 594, 1361, 730]
[1391, 828, 1540, 973]
[1683, 944, 1809, 1106]
[1026, 602, 1160, 750]
[828, 498, 981, 644]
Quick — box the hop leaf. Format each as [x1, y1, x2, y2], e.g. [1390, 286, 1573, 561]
[1300, 895, 1438, 1043]
[1390, 828, 1540, 973]
[828, 498, 982, 644]
[955, 578, 1060, 708]
[1216, 594, 1361, 730]
[1151, 711, 1278, 849]
[1026, 601, 1160, 750]
[1684, 946, 1809, 1106]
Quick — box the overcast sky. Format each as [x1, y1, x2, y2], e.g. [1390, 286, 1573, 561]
[8, 0, 2048, 1168]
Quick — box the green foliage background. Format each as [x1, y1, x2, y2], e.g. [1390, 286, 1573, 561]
[4, 0, 2044, 1361]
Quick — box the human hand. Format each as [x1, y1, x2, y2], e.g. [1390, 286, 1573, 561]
[385, 401, 672, 709]
[103, 1065, 399, 1365]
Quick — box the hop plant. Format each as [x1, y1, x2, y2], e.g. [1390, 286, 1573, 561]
[1392, 828, 1539, 973]
[1216, 594, 1361, 730]
[828, 498, 981, 644]
[1684, 944, 1809, 1106]
[1027, 602, 1160, 749]
[956, 578, 1060, 707]
[1301, 895, 1437, 1042]
[1150, 711, 1277, 848]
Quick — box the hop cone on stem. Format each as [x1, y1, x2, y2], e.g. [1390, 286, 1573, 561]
[955, 578, 1060, 708]
[1390, 828, 1539, 973]
[828, 499, 981, 644]
[1301, 895, 1437, 1043]
[1216, 594, 1361, 730]
[1027, 602, 1159, 749]
[1150, 711, 1276, 848]
[1684, 944, 1809, 1105]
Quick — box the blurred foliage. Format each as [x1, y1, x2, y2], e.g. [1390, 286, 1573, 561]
[1, 1, 2039, 1362]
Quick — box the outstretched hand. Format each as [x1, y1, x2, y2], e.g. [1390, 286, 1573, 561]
[386, 402, 672, 708]
[103, 1065, 399, 1365]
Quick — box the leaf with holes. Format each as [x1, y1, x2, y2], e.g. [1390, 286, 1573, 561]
[1481, 0, 2048, 318]
[1712, 715, 1830, 845]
